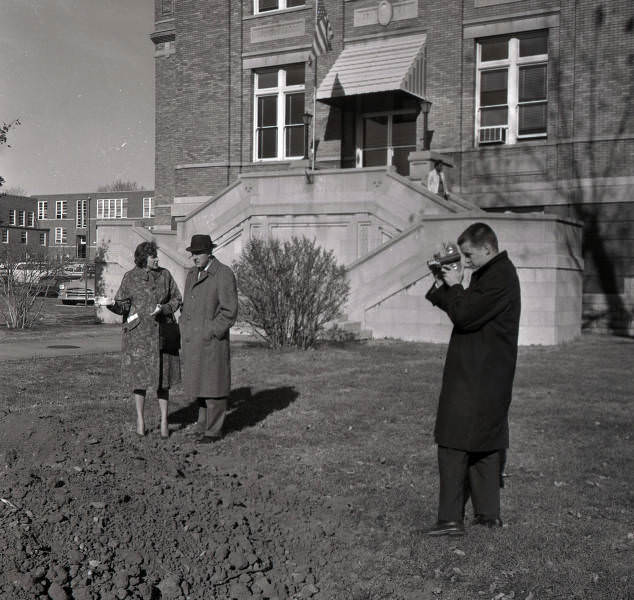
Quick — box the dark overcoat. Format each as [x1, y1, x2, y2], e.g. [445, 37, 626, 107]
[179, 257, 238, 399]
[426, 251, 521, 452]
[109, 266, 182, 392]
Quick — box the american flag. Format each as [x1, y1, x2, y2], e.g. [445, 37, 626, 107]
[312, 1, 333, 59]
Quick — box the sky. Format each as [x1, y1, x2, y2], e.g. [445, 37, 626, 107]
[0, 0, 155, 195]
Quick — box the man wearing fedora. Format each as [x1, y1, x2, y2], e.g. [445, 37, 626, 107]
[427, 159, 450, 199]
[180, 234, 238, 442]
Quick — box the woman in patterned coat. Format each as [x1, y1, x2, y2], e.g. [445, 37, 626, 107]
[104, 241, 182, 438]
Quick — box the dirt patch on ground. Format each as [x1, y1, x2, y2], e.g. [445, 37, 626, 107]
[1, 337, 632, 600]
[0, 408, 337, 600]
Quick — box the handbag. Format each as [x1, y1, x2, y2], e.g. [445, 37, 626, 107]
[159, 320, 181, 354]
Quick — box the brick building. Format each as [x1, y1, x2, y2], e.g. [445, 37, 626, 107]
[34, 191, 155, 261]
[0, 194, 50, 257]
[148, 0, 633, 333]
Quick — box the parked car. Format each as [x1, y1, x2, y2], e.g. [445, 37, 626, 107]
[13, 262, 53, 283]
[63, 263, 95, 278]
[35, 275, 75, 297]
[59, 278, 95, 305]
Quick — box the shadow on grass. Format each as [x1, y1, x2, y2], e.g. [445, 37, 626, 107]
[169, 386, 299, 434]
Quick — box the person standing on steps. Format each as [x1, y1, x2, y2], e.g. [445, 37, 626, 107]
[180, 234, 238, 444]
[427, 159, 450, 199]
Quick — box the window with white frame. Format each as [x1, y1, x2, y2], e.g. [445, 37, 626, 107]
[28, 212, 35, 227]
[8, 210, 16, 226]
[254, 64, 306, 161]
[96, 198, 126, 219]
[476, 30, 548, 145]
[18, 210, 25, 226]
[255, 0, 304, 14]
[143, 197, 155, 218]
[76, 199, 87, 228]
[20, 231, 28, 244]
[40, 232, 47, 246]
[56, 200, 68, 219]
[1, 230, 8, 244]
[160, 0, 173, 16]
[55, 227, 67, 245]
[38, 200, 48, 220]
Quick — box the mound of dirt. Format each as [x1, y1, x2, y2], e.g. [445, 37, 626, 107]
[0, 413, 339, 600]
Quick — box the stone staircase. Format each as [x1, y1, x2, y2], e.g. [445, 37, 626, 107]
[97, 167, 585, 344]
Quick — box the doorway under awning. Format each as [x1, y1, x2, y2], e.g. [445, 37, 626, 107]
[316, 33, 428, 104]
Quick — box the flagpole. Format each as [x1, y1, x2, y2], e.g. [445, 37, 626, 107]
[311, 0, 318, 172]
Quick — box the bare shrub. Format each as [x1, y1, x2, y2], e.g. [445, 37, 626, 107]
[0, 248, 60, 329]
[234, 236, 350, 349]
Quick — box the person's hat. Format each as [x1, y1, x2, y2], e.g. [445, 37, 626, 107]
[186, 234, 215, 253]
[433, 158, 453, 168]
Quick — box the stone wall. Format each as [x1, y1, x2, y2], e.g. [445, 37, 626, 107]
[349, 212, 584, 345]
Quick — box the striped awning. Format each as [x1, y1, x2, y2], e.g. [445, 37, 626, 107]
[316, 33, 427, 102]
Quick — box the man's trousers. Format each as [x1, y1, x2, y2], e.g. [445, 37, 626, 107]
[197, 397, 227, 437]
[437, 445, 505, 522]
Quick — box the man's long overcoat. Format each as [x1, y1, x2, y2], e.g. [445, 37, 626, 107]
[426, 251, 521, 452]
[180, 257, 238, 399]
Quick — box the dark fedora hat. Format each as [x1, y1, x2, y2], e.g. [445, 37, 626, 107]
[186, 234, 216, 253]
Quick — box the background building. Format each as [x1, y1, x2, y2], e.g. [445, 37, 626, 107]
[0, 194, 49, 257]
[34, 191, 155, 261]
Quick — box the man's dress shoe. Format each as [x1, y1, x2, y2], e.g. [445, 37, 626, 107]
[473, 516, 503, 528]
[425, 521, 465, 537]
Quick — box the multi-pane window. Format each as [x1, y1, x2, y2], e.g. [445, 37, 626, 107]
[254, 64, 306, 161]
[361, 111, 418, 176]
[1, 230, 8, 244]
[38, 200, 48, 220]
[97, 198, 126, 219]
[55, 227, 67, 245]
[476, 30, 548, 145]
[18, 210, 26, 226]
[255, 0, 304, 14]
[143, 197, 155, 218]
[56, 200, 68, 219]
[40, 232, 47, 246]
[8, 210, 16, 226]
[76, 199, 87, 228]
[28, 212, 35, 227]
[160, 0, 173, 16]
[20, 231, 27, 244]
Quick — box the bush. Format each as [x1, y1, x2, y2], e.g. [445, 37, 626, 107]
[234, 236, 350, 349]
[0, 249, 81, 329]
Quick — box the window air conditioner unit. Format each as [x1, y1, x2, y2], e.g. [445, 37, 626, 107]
[479, 126, 507, 144]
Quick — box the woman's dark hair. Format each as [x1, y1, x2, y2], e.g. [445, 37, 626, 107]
[134, 241, 158, 268]
[457, 222, 499, 252]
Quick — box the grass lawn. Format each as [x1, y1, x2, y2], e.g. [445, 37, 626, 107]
[0, 334, 632, 599]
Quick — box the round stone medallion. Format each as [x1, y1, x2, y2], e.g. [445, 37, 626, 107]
[377, 0, 393, 26]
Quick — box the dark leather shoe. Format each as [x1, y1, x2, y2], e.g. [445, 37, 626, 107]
[194, 434, 222, 444]
[425, 521, 465, 537]
[184, 423, 205, 437]
[473, 516, 503, 528]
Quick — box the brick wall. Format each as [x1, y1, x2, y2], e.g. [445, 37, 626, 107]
[154, 0, 633, 333]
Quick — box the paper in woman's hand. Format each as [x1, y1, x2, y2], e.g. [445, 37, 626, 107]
[95, 296, 114, 306]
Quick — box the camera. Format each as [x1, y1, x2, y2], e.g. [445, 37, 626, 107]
[427, 242, 461, 276]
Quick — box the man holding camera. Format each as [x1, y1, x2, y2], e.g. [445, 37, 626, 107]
[424, 222, 521, 536]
